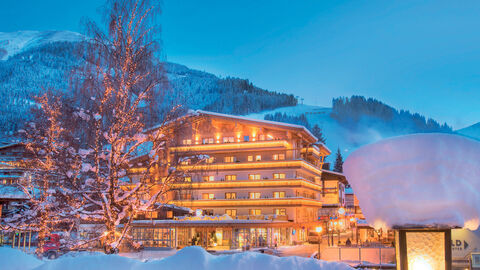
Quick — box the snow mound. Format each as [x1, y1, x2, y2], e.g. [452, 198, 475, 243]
[144, 246, 352, 270]
[0, 30, 84, 60]
[344, 133, 480, 230]
[3, 246, 352, 270]
[0, 247, 43, 270]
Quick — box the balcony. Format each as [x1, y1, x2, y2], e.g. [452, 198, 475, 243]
[172, 197, 323, 207]
[171, 140, 291, 153]
[235, 214, 289, 221]
[171, 178, 322, 191]
[176, 159, 323, 175]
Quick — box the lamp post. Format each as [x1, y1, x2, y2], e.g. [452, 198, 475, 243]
[316, 226, 323, 260]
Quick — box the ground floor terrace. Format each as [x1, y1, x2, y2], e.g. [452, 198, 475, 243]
[130, 217, 322, 250]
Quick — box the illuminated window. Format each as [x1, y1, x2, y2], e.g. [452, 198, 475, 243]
[249, 209, 261, 215]
[205, 157, 215, 164]
[226, 209, 237, 217]
[248, 174, 261, 180]
[225, 175, 237, 181]
[274, 208, 286, 215]
[224, 156, 235, 163]
[223, 137, 234, 143]
[273, 173, 286, 179]
[273, 154, 285, 160]
[202, 193, 215, 200]
[249, 192, 261, 199]
[180, 159, 191, 165]
[273, 191, 286, 198]
[202, 138, 214, 144]
[247, 155, 253, 162]
[184, 176, 191, 182]
[202, 175, 214, 182]
[166, 211, 173, 219]
[255, 155, 262, 161]
[259, 134, 265, 141]
[182, 139, 192, 145]
[225, 192, 237, 199]
[145, 211, 158, 219]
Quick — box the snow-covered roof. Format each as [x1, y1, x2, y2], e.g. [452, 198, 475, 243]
[195, 110, 320, 144]
[344, 133, 480, 230]
[0, 185, 28, 200]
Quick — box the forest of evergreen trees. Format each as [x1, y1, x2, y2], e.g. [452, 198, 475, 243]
[264, 112, 311, 130]
[0, 41, 297, 135]
[330, 96, 452, 133]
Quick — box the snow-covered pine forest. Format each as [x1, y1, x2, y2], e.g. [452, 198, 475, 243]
[0, 32, 297, 136]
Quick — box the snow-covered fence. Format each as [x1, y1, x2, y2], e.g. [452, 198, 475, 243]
[319, 247, 395, 264]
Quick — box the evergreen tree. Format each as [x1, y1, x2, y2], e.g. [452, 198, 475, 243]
[333, 148, 344, 173]
[311, 124, 326, 144]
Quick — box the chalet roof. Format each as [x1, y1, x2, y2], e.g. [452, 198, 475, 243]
[195, 110, 332, 154]
[321, 169, 348, 184]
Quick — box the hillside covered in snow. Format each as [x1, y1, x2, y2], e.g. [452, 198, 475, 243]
[246, 96, 474, 159]
[0, 31, 297, 135]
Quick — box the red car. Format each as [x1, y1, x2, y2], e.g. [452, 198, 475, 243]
[38, 234, 61, 259]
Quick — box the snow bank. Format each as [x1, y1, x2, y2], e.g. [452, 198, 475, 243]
[343, 133, 480, 229]
[0, 247, 43, 270]
[2, 246, 352, 270]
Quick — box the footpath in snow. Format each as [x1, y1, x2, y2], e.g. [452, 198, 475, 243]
[0, 246, 353, 270]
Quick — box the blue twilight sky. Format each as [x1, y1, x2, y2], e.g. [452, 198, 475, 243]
[1, 0, 480, 129]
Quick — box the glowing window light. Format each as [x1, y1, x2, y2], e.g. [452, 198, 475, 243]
[410, 256, 433, 270]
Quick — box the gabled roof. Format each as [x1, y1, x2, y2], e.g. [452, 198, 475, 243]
[195, 110, 321, 145]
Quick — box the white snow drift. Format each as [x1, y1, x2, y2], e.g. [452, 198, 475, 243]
[344, 133, 480, 230]
[0, 246, 352, 270]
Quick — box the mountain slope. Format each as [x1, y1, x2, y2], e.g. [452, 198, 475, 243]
[0, 31, 296, 135]
[246, 101, 455, 159]
[0, 30, 84, 60]
[456, 122, 480, 141]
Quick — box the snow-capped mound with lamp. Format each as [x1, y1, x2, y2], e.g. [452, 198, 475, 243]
[343, 133, 480, 230]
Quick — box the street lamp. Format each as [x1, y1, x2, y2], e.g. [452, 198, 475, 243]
[316, 226, 323, 260]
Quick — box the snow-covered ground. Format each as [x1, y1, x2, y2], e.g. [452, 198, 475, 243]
[0, 30, 84, 60]
[344, 133, 480, 230]
[0, 246, 353, 270]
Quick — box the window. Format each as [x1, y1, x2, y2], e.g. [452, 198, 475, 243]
[249, 192, 261, 199]
[202, 138, 214, 144]
[205, 157, 215, 164]
[225, 192, 237, 199]
[273, 191, 286, 198]
[249, 209, 261, 215]
[202, 193, 215, 200]
[255, 155, 262, 161]
[224, 156, 235, 163]
[259, 134, 265, 141]
[247, 155, 253, 162]
[180, 159, 191, 165]
[182, 139, 192, 145]
[273, 154, 285, 160]
[145, 211, 158, 219]
[166, 211, 173, 219]
[204, 209, 214, 216]
[248, 174, 261, 180]
[273, 173, 286, 179]
[274, 208, 286, 215]
[226, 209, 237, 217]
[223, 137, 234, 143]
[225, 175, 237, 181]
[202, 175, 214, 182]
[184, 177, 191, 182]
[244, 135, 250, 142]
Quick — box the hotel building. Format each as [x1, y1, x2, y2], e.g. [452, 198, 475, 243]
[129, 110, 339, 250]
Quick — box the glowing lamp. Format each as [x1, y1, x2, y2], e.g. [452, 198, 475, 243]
[395, 228, 451, 270]
[316, 226, 323, 233]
